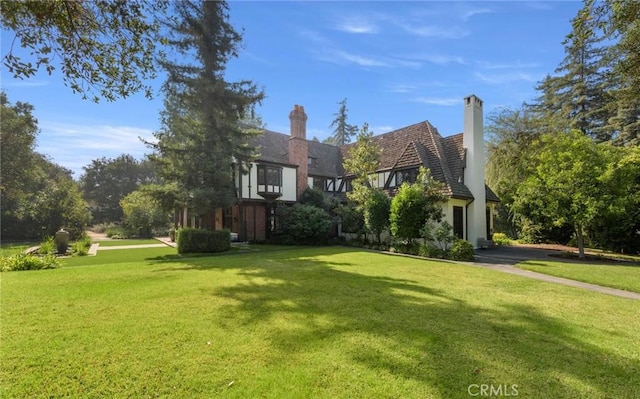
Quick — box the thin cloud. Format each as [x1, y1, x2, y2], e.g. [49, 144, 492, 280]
[335, 16, 379, 34]
[400, 23, 469, 39]
[462, 8, 494, 22]
[373, 125, 394, 133]
[413, 97, 460, 106]
[406, 54, 467, 65]
[388, 84, 418, 93]
[475, 72, 538, 84]
[476, 60, 540, 69]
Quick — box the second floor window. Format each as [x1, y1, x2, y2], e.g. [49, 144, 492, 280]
[257, 165, 282, 193]
[395, 168, 418, 186]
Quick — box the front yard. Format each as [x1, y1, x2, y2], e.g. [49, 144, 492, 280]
[2, 246, 639, 398]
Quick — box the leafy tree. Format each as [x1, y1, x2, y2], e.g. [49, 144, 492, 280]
[1, 93, 90, 240]
[388, 168, 443, 243]
[80, 155, 158, 223]
[121, 190, 171, 237]
[1, 1, 167, 102]
[513, 130, 611, 258]
[390, 182, 426, 244]
[325, 98, 358, 146]
[363, 188, 390, 244]
[300, 187, 329, 210]
[148, 0, 264, 216]
[343, 123, 381, 207]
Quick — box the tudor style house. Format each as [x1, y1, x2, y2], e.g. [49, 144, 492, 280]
[174, 95, 499, 248]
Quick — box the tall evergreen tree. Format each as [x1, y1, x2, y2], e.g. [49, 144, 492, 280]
[532, 0, 613, 142]
[326, 98, 358, 146]
[148, 1, 264, 216]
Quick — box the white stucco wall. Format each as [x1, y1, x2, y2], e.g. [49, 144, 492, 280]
[238, 162, 297, 202]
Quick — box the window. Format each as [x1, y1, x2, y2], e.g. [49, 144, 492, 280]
[313, 177, 327, 191]
[395, 168, 418, 186]
[453, 206, 464, 239]
[257, 165, 282, 194]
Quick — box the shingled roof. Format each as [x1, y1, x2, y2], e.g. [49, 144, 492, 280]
[253, 121, 498, 202]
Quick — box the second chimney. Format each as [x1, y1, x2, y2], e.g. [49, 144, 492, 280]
[289, 104, 308, 200]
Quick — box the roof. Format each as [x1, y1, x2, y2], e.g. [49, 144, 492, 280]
[253, 121, 499, 202]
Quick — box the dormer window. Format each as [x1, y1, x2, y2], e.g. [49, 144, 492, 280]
[307, 157, 318, 167]
[394, 168, 418, 186]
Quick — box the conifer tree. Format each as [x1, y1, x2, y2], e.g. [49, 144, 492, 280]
[326, 98, 358, 146]
[148, 1, 264, 216]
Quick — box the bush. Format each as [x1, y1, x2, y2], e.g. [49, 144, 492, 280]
[72, 235, 93, 256]
[419, 244, 447, 259]
[1, 253, 60, 272]
[280, 204, 332, 245]
[105, 225, 131, 239]
[391, 240, 420, 256]
[39, 236, 55, 255]
[177, 228, 230, 254]
[492, 232, 512, 246]
[449, 239, 475, 261]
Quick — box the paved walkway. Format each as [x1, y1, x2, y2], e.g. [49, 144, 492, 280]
[471, 246, 640, 300]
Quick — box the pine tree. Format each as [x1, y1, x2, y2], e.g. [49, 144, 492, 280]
[532, 0, 613, 142]
[148, 1, 264, 216]
[326, 98, 358, 146]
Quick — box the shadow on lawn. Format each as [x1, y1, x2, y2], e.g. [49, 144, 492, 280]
[160, 247, 640, 398]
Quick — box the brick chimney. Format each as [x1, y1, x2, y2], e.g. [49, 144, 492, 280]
[289, 104, 308, 200]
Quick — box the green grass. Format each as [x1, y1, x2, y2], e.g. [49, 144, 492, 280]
[96, 239, 164, 247]
[0, 241, 38, 256]
[517, 260, 640, 293]
[2, 247, 639, 398]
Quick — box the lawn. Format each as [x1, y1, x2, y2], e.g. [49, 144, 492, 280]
[0, 241, 39, 256]
[2, 246, 639, 398]
[95, 238, 164, 247]
[517, 260, 640, 293]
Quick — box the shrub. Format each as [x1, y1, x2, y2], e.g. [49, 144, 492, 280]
[177, 228, 230, 254]
[72, 235, 93, 256]
[105, 225, 131, 239]
[419, 244, 447, 259]
[391, 240, 420, 256]
[39, 236, 55, 255]
[449, 239, 475, 261]
[280, 204, 332, 245]
[1, 253, 60, 272]
[492, 232, 512, 246]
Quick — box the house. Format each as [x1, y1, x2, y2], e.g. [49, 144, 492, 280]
[174, 94, 499, 248]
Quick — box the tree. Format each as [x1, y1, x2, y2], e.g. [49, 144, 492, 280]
[513, 130, 612, 258]
[326, 98, 358, 146]
[148, 1, 264, 217]
[343, 123, 381, 207]
[532, 0, 613, 142]
[121, 190, 171, 237]
[80, 155, 158, 223]
[363, 188, 390, 244]
[1, 1, 167, 102]
[1, 93, 90, 240]
[389, 168, 445, 244]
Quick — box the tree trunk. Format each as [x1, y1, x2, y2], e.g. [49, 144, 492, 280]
[575, 224, 585, 259]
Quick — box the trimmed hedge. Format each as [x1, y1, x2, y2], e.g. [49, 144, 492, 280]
[176, 228, 231, 254]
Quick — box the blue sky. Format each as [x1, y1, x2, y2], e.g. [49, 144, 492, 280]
[1, 1, 583, 178]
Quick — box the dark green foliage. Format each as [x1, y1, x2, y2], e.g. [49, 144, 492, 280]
[120, 190, 170, 238]
[300, 187, 328, 210]
[449, 240, 475, 261]
[176, 228, 230, 254]
[1, 93, 91, 240]
[0, 254, 59, 272]
[390, 183, 426, 243]
[418, 244, 447, 259]
[1, 1, 167, 102]
[325, 98, 358, 146]
[149, 1, 264, 217]
[335, 203, 365, 236]
[80, 155, 158, 223]
[364, 188, 390, 244]
[280, 204, 332, 245]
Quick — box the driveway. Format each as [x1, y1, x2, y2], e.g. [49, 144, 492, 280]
[471, 245, 640, 301]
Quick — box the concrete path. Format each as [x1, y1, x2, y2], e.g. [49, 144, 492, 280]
[471, 246, 640, 300]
